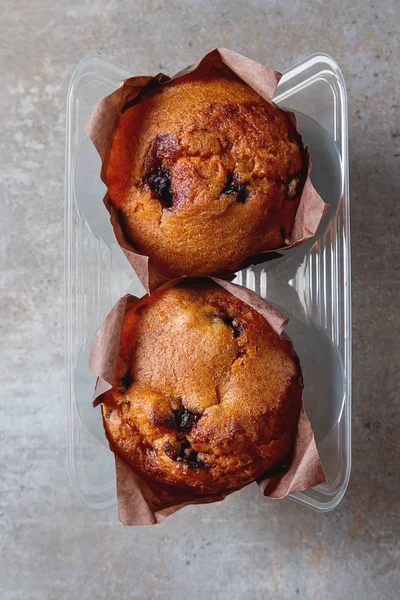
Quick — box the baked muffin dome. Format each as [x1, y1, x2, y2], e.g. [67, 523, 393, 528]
[106, 69, 306, 279]
[101, 280, 303, 495]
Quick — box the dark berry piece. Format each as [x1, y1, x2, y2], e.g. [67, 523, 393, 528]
[221, 173, 248, 203]
[221, 173, 236, 194]
[158, 405, 200, 433]
[176, 438, 191, 461]
[166, 438, 205, 468]
[145, 167, 173, 208]
[173, 407, 199, 432]
[164, 442, 178, 460]
[235, 185, 247, 203]
[187, 451, 205, 469]
[232, 323, 245, 338]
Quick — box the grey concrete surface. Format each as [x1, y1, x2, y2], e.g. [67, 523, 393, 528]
[1, 1, 399, 598]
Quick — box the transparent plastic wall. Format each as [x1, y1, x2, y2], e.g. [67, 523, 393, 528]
[65, 54, 351, 512]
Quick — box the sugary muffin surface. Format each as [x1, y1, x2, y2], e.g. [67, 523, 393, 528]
[102, 281, 302, 495]
[107, 68, 306, 278]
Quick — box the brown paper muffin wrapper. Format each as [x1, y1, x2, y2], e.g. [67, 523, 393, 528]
[86, 48, 327, 294]
[89, 278, 326, 526]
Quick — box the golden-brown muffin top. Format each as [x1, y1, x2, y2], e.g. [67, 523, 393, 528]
[106, 68, 305, 278]
[102, 281, 302, 495]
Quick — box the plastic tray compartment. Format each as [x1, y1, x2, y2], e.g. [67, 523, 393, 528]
[65, 53, 351, 512]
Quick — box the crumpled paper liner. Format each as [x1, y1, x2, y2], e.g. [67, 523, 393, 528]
[89, 278, 326, 526]
[86, 48, 327, 294]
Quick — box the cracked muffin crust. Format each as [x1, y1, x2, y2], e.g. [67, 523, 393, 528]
[101, 280, 303, 495]
[106, 67, 306, 279]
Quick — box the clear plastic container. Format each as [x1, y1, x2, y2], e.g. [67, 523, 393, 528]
[65, 53, 351, 512]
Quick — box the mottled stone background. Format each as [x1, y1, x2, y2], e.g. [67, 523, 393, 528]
[1, 0, 399, 598]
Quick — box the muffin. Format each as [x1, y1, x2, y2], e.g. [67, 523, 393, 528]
[101, 280, 303, 495]
[106, 66, 306, 279]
